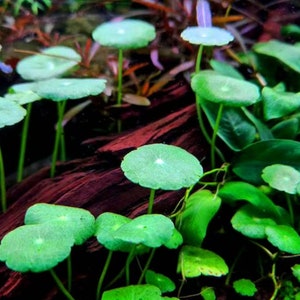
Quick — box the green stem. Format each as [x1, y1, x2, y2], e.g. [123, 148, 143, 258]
[96, 250, 113, 300]
[211, 104, 224, 169]
[125, 247, 136, 286]
[286, 194, 294, 225]
[269, 262, 280, 300]
[147, 189, 156, 214]
[49, 268, 75, 300]
[137, 248, 156, 284]
[117, 49, 123, 133]
[50, 100, 67, 178]
[58, 101, 66, 161]
[195, 44, 204, 74]
[17, 102, 32, 182]
[0, 146, 6, 212]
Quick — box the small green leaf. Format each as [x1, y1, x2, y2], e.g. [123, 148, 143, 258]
[102, 284, 162, 300]
[113, 214, 174, 248]
[210, 59, 244, 80]
[181, 27, 234, 46]
[34, 78, 107, 101]
[145, 270, 176, 293]
[16, 46, 81, 80]
[163, 228, 183, 249]
[200, 287, 216, 300]
[262, 164, 300, 194]
[191, 70, 260, 107]
[177, 189, 221, 246]
[271, 118, 299, 139]
[232, 140, 300, 184]
[292, 264, 300, 282]
[177, 246, 228, 278]
[233, 279, 257, 297]
[92, 19, 156, 50]
[0, 224, 74, 272]
[95, 212, 133, 252]
[121, 144, 203, 190]
[25, 203, 96, 245]
[262, 87, 300, 120]
[4, 91, 41, 106]
[0, 97, 27, 128]
[265, 225, 300, 254]
[231, 204, 277, 239]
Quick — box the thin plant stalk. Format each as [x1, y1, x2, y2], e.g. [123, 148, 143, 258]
[117, 49, 123, 133]
[137, 248, 156, 284]
[286, 194, 294, 225]
[58, 101, 67, 161]
[17, 102, 32, 182]
[210, 104, 224, 169]
[147, 189, 156, 214]
[49, 268, 75, 300]
[125, 247, 136, 286]
[96, 250, 113, 300]
[50, 100, 67, 178]
[0, 146, 6, 212]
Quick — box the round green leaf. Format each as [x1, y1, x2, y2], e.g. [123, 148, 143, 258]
[0, 224, 74, 272]
[163, 228, 183, 249]
[231, 204, 277, 239]
[177, 189, 221, 246]
[233, 279, 257, 297]
[92, 19, 156, 50]
[16, 46, 81, 80]
[95, 212, 133, 252]
[121, 144, 203, 190]
[262, 164, 300, 194]
[265, 225, 300, 254]
[102, 284, 162, 300]
[145, 270, 176, 293]
[177, 246, 228, 278]
[33, 78, 107, 101]
[262, 87, 300, 120]
[0, 98, 27, 128]
[181, 26, 234, 46]
[232, 140, 300, 184]
[24, 203, 95, 245]
[113, 214, 174, 248]
[191, 70, 260, 106]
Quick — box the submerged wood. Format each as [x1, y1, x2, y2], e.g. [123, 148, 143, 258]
[0, 83, 208, 298]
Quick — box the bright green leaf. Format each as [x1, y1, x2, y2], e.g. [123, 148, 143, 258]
[262, 164, 300, 194]
[0, 224, 74, 272]
[191, 70, 260, 107]
[92, 19, 156, 50]
[233, 278, 257, 297]
[201, 287, 216, 300]
[121, 144, 203, 190]
[177, 189, 221, 246]
[177, 246, 228, 278]
[265, 225, 300, 254]
[292, 264, 300, 282]
[113, 214, 174, 248]
[163, 228, 183, 249]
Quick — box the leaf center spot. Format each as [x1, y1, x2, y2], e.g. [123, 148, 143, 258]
[35, 238, 44, 245]
[155, 158, 164, 165]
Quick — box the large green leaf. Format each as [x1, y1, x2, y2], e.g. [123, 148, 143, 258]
[177, 189, 221, 246]
[200, 100, 257, 151]
[0, 224, 74, 272]
[145, 270, 176, 293]
[191, 70, 260, 107]
[177, 246, 228, 278]
[253, 40, 300, 73]
[121, 144, 203, 190]
[232, 140, 300, 184]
